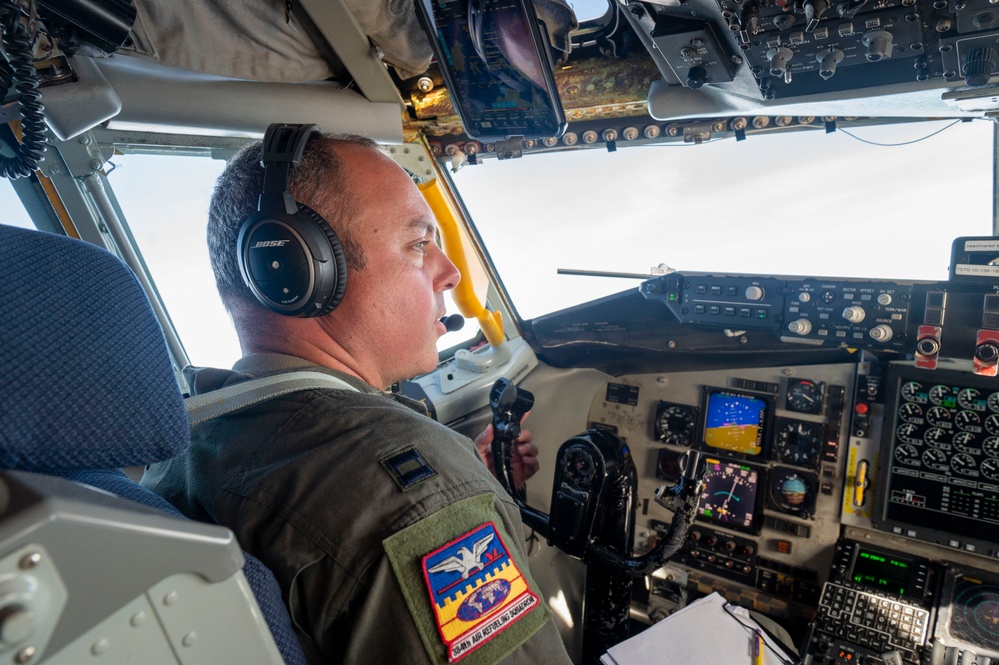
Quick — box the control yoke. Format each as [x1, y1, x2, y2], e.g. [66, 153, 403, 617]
[489, 378, 707, 576]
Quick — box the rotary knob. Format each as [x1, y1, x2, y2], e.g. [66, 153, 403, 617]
[862, 30, 894, 62]
[869, 324, 893, 342]
[686, 66, 708, 89]
[842, 306, 866, 323]
[788, 319, 812, 335]
[745, 286, 765, 301]
[0, 605, 36, 646]
[964, 47, 998, 86]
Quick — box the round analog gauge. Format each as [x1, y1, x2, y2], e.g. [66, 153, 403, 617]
[901, 382, 926, 403]
[955, 410, 983, 432]
[654, 402, 698, 447]
[774, 419, 822, 468]
[768, 468, 817, 517]
[958, 388, 986, 411]
[897, 423, 923, 445]
[981, 458, 999, 482]
[786, 379, 824, 415]
[953, 432, 980, 454]
[929, 385, 955, 406]
[924, 427, 951, 447]
[898, 402, 924, 423]
[894, 443, 920, 466]
[926, 406, 953, 428]
[989, 392, 999, 413]
[950, 452, 978, 476]
[987, 414, 999, 436]
[922, 448, 949, 471]
[983, 436, 999, 458]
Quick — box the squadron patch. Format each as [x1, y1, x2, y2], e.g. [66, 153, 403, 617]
[421, 522, 539, 662]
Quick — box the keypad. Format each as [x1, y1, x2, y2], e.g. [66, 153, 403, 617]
[816, 583, 928, 663]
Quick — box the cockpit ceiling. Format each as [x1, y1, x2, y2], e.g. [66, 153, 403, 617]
[29, 0, 999, 146]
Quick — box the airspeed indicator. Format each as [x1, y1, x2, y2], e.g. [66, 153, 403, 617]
[654, 402, 698, 447]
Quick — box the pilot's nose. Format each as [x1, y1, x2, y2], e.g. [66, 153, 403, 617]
[435, 245, 461, 291]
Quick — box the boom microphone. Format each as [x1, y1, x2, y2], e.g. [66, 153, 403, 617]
[440, 314, 465, 332]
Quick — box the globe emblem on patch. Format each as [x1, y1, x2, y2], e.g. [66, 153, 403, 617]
[457, 579, 511, 621]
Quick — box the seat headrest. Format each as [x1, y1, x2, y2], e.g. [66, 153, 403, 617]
[0, 224, 189, 471]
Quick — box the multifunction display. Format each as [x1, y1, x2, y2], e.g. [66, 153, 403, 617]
[877, 365, 999, 551]
[697, 457, 765, 534]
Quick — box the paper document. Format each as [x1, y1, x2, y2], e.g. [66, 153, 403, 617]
[600, 592, 795, 665]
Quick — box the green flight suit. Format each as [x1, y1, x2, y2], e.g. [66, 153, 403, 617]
[142, 353, 572, 665]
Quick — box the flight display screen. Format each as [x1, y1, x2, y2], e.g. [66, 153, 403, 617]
[697, 457, 764, 534]
[876, 365, 999, 551]
[850, 547, 913, 596]
[701, 388, 770, 457]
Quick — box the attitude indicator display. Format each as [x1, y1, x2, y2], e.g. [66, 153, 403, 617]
[701, 388, 772, 459]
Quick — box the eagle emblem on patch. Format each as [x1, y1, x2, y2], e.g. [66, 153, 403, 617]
[421, 522, 539, 662]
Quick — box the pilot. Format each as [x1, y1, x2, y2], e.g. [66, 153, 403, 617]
[141, 131, 572, 665]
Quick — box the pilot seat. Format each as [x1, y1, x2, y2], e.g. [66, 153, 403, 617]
[0, 223, 308, 664]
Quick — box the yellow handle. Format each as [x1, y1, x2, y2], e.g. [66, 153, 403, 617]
[853, 459, 869, 507]
[419, 179, 505, 347]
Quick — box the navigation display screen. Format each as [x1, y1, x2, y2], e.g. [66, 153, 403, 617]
[697, 458, 764, 534]
[415, 0, 567, 141]
[702, 388, 770, 457]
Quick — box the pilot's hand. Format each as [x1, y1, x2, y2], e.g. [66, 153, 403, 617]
[474, 417, 540, 488]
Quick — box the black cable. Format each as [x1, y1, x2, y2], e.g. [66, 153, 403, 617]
[0, 0, 49, 179]
[839, 119, 964, 147]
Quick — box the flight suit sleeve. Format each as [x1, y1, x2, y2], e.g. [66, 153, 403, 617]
[382, 492, 573, 665]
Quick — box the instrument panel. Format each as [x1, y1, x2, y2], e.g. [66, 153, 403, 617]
[590, 362, 854, 624]
[585, 356, 999, 664]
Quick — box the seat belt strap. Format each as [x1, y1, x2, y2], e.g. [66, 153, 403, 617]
[185, 370, 359, 426]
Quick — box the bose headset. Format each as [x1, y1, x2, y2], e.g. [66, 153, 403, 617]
[236, 123, 348, 317]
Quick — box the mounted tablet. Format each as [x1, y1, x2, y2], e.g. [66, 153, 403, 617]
[415, 0, 567, 141]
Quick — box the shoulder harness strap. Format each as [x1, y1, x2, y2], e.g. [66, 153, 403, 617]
[185, 370, 360, 426]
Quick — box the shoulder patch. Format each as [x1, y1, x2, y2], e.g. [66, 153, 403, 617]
[380, 446, 437, 490]
[423, 522, 539, 662]
[383, 494, 551, 665]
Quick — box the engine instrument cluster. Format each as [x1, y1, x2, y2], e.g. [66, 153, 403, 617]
[874, 364, 999, 556]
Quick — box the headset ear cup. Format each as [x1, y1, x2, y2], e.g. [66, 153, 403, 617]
[297, 203, 348, 317]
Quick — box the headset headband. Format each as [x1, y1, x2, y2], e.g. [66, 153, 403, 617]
[258, 123, 319, 216]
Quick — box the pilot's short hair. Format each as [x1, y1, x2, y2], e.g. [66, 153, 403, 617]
[207, 132, 377, 312]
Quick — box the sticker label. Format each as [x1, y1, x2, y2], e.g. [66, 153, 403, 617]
[955, 263, 999, 277]
[422, 523, 538, 662]
[965, 240, 999, 252]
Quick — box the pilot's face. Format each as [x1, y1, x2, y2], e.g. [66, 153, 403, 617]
[323, 145, 460, 389]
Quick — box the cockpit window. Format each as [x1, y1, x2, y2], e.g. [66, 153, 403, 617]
[452, 119, 995, 321]
[107, 153, 236, 366]
[1, 179, 36, 230]
[570, 0, 612, 23]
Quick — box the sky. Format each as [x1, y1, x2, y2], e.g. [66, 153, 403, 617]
[1, 118, 994, 368]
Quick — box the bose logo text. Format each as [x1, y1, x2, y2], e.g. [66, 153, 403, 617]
[252, 240, 291, 248]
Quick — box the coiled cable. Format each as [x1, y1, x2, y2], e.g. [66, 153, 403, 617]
[0, 1, 48, 179]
